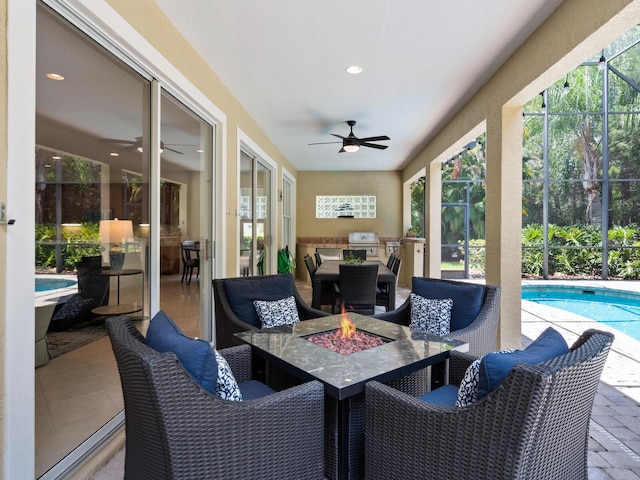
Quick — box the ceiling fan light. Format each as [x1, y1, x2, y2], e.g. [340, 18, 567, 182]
[343, 144, 359, 153]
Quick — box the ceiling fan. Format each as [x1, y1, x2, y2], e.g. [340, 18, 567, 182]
[308, 120, 390, 153]
[100, 136, 192, 155]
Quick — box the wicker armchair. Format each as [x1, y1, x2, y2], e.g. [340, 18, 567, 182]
[364, 329, 614, 480]
[374, 277, 500, 356]
[213, 273, 328, 348]
[106, 316, 325, 480]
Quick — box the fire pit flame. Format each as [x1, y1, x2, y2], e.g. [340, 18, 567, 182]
[339, 305, 356, 339]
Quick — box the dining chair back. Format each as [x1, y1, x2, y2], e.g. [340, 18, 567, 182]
[338, 263, 379, 315]
[304, 254, 317, 280]
[386, 253, 396, 269]
[376, 257, 402, 312]
[314, 251, 322, 266]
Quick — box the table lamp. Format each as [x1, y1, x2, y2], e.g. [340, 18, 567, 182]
[100, 219, 134, 269]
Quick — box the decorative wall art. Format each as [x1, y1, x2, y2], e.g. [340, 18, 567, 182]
[315, 195, 376, 218]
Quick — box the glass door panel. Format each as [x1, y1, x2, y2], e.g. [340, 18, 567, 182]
[35, 4, 150, 475]
[256, 160, 272, 275]
[159, 91, 213, 339]
[239, 151, 273, 276]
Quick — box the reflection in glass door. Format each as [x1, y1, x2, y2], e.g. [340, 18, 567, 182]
[239, 151, 272, 276]
[159, 91, 214, 339]
[35, 4, 151, 476]
[441, 204, 468, 279]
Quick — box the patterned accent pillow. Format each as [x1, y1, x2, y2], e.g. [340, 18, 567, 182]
[409, 293, 453, 335]
[455, 349, 517, 407]
[51, 294, 94, 321]
[214, 350, 242, 401]
[253, 296, 300, 328]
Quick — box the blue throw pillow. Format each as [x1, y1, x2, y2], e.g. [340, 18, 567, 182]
[146, 310, 218, 393]
[223, 274, 295, 328]
[411, 277, 485, 331]
[476, 327, 569, 400]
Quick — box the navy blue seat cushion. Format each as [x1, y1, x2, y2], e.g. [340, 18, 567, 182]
[239, 380, 276, 401]
[146, 310, 218, 393]
[418, 384, 459, 407]
[477, 327, 569, 400]
[411, 277, 485, 331]
[223, 274, 295, 328]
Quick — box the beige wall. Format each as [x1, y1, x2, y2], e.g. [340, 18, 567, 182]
[296, 171, 403, 239]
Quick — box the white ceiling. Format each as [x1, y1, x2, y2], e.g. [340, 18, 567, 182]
[155, 0, 563, 171]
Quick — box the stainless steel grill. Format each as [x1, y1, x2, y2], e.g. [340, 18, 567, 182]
[348, 232, 380, 258]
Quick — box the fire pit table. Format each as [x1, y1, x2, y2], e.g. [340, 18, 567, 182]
[235, 312, 468, 480]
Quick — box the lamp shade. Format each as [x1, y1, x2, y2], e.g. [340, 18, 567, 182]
[99, 219, 134, 245]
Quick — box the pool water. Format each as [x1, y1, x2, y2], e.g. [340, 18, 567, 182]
[35, 277, 77, 292]
[522, 285, 640, 341]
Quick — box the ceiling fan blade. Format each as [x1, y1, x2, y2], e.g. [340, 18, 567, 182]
[124, 144, 139, 151]
[164, 146, 184, 154]
[309, 141, 342, 145]
[360, 143, 388, 150]
[330, 134, 346, 140]
[358, 135, 390, 142]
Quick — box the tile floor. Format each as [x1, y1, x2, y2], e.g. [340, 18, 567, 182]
[38, 276, 640, 479]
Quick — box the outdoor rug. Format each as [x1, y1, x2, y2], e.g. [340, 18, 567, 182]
[46, 321, 108, 358]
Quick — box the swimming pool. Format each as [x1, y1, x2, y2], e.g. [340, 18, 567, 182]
[522, 285, 640, 341]
[35, 277, 77, 292]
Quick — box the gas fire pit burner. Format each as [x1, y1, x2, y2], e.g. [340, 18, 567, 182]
[306, 329, 390, 354]
[305, 313, 392, 354]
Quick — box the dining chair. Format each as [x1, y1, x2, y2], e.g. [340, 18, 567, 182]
[386, 253, 396, 269]
[336, 263, 379, 314]
[180, 241, 200, 285]
[304, 255, 338, 313]
[376, 257, 401, 312]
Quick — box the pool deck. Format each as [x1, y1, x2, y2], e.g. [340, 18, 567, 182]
[522, 280, 640, 479]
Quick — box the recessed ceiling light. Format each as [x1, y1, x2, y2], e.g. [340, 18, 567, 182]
[196, 149, 204, 153]
[346, 65, 363, 74]
[46, 73, 65, 81]
[110, 152, 119, 156]
[52, 156, 61, 160]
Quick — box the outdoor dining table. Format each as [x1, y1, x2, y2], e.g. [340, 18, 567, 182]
[312, 260, 396, 311]
[235, 313, 468, 480]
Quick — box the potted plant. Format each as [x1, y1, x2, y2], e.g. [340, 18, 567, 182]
[406, 227, 417, 238]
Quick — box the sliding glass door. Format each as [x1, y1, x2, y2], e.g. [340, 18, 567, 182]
[35, 3, 216, 476]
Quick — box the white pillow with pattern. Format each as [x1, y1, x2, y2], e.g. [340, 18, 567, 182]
[455, 349, 517, 407]
[253, 296, 300, 328]
[409, 293, 453, 336]
[214, 350, 243, 401]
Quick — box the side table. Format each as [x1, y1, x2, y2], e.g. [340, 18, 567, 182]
[91, 268, 143, 316]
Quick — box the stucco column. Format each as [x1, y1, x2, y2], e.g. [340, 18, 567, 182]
[485, 105, 523, 349]
[424, 160, 442, 278]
